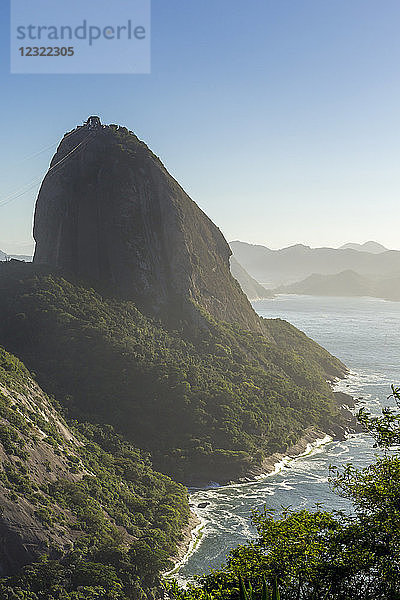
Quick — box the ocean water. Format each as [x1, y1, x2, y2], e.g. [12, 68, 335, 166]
[177, 295, 400, 582]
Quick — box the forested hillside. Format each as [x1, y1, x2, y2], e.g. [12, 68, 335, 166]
[0, 344, 189, 598]
[0, 261, 348, 484]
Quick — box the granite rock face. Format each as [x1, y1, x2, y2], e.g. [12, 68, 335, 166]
[0, 356, 84, 575]
[34, 124, 262, 331]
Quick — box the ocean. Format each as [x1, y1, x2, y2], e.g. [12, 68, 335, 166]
[177, 295, 400, 582]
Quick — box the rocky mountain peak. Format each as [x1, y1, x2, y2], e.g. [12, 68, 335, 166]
[33, 121, 262, 331]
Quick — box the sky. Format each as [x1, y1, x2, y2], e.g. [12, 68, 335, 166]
[1, 0, 400, 254]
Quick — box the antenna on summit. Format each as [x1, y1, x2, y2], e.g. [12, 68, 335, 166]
[85, 116, 102, 129]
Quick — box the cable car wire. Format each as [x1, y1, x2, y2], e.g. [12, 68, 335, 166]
[0, 131, 95, 208]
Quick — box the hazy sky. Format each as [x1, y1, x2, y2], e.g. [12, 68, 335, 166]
[1, 0, 400, 254]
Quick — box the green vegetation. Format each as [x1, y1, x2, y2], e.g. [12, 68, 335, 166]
[0, 261, 346, 482]
[168, 575, 282, 600]
[0, 345, 189, 599]
[171, 386, 400, 600]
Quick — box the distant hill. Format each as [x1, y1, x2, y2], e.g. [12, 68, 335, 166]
[339, 241, 388, 253]
[276, 270, 373, 297]
[274, 270, 400, 302]
[230, 240, 400, 287]
[230, 256, 273, 300]
[0, 250, 32, 262]
[9, 254, 33, 262]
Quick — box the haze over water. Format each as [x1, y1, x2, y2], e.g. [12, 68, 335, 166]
[178, 295, 400, 582]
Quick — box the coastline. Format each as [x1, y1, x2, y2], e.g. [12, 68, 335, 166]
[164, 510, 203, 578]
[166, 426, 334, 579]
[246, 426, 331, 481]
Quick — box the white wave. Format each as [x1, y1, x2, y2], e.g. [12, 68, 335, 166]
[334, 369, 393, 394]
[174, 433, 334, 581]
[163, 518, 206, 581]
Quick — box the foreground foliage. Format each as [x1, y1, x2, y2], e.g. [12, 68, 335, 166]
[171, 387, 400, 600]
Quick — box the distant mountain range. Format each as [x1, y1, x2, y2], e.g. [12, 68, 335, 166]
[230, 241, 400, 288]
[230, 241, 400, 302]
[277, 270, 372, 297]
[276, 270, 400, 302]
[338, 241, 389, 253]
[0, 250, 32, 262]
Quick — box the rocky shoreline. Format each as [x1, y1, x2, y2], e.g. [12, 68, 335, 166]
[245, 426, 332, 481]
[164, 511, 203, 577]
[167, 388, 361, 577]
[167, 426, 339, 578]
[247, 390, 361, 481]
